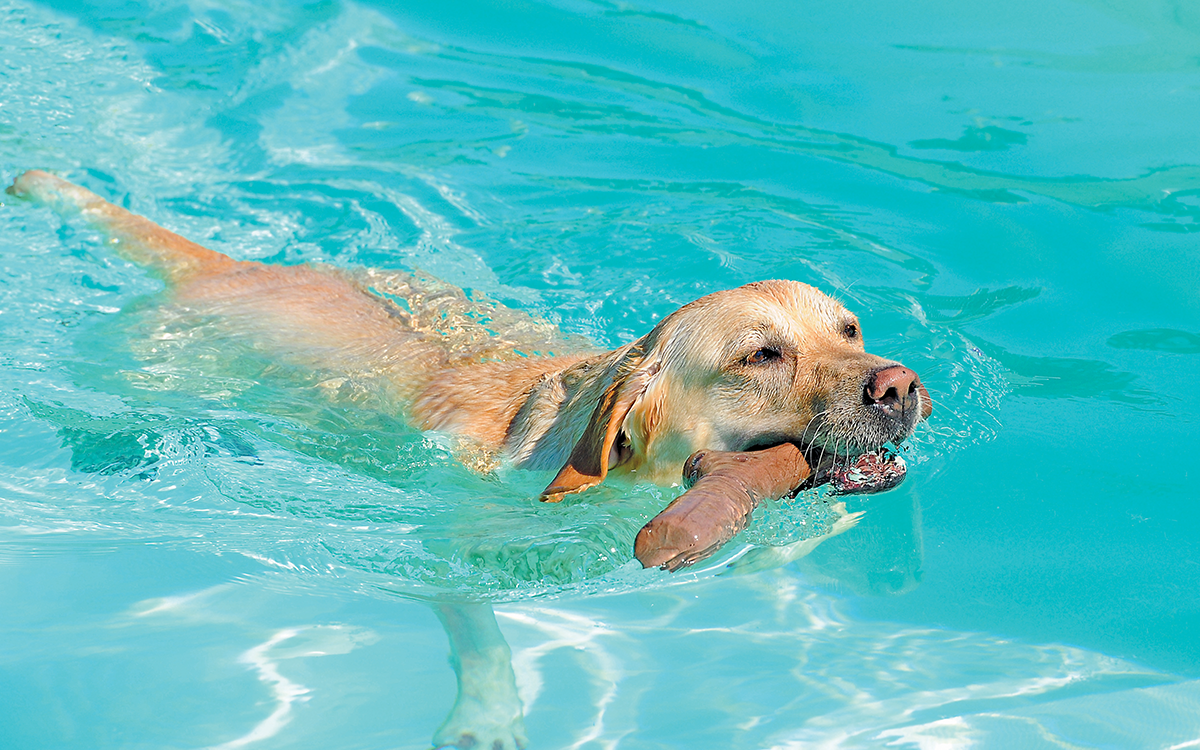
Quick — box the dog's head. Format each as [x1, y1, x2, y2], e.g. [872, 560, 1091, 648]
[542, 280, 931, 501]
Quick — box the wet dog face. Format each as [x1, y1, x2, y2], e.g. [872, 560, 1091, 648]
[613, 280, 930, 483]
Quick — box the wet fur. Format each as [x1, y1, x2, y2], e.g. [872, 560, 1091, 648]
[8, 169, 927, 502]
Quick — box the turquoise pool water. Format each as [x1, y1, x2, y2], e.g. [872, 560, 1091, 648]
[2, 0, 1199, 747]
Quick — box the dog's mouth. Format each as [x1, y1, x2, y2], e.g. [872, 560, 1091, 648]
[792, 442, 907, 496]
[802, 444, 906, 495]
[737, 437, 908, 496]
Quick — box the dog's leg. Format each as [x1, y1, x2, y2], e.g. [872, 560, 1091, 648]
[6, 170, 236, 283]
[432, 602, 528, 750]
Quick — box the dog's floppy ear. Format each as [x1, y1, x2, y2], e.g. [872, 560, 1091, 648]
[540, 347, 659, 502]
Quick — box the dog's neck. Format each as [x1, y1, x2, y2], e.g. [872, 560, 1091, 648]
[410, 349, 626, 471]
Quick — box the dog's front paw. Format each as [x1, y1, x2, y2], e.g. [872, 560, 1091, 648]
[433, 726, 528, 750]
[433, 730, 526, 750]
[432, 698, 528, 750]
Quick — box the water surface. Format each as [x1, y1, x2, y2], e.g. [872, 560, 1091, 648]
[2, 0, 1199, 747]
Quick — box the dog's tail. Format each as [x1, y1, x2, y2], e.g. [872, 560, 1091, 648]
[6, 170, 235, 284]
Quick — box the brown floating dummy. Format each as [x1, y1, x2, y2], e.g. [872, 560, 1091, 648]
[634, 443, 811, 571]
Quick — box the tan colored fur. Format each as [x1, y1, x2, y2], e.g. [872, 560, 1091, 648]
[9, 169, 927, 501]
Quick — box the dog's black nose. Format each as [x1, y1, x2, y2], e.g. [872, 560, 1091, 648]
[864, 366, 920, 421]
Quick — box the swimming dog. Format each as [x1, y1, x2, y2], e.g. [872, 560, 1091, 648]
[8, 169, 931, 749]
[8, 170, 929, 501]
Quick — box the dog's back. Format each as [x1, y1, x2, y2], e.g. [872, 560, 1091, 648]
[8, 170, 589, 407]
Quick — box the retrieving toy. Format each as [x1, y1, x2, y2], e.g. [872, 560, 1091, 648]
[634, 443, 811, 571]
[635, 443, 909, 570]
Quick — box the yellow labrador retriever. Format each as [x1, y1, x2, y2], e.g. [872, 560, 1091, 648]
[8, 169, 930, 503]
[8, 169, 931, 749]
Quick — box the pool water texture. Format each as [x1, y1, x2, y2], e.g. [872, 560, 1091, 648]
[1, 0, 1198, 748]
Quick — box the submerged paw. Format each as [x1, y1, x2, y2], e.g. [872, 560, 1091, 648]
[433, 729, 527, 750]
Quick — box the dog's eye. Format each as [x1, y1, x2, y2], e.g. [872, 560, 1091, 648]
[745, 347, 782, 365]
[843, 323, 859, 340]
